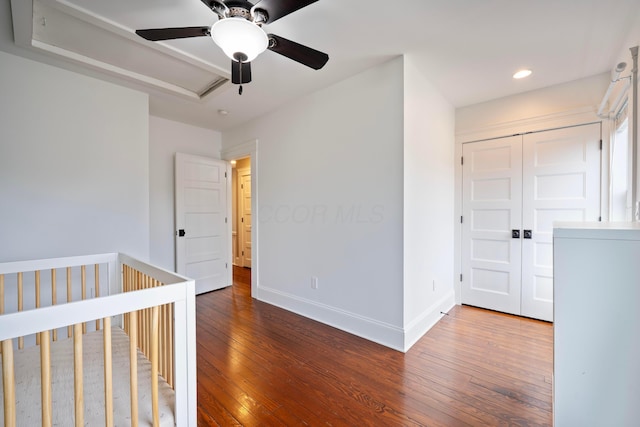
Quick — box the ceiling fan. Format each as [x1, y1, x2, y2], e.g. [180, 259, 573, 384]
[135, 0, 329, 94]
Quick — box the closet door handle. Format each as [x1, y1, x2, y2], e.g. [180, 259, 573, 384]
[512, 230, 521, 239]
[523, 230, 532, 239]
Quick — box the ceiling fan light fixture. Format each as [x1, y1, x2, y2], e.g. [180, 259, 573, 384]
[211, 17, 268, 62]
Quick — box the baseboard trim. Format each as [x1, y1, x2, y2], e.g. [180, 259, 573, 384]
[257, 286, 456, 353]
[257, 286, 406, 351]
[403, 290, 456, 352]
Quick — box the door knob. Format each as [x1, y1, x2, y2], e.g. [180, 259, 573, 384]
[523, 230, 532, 239]
[512, 230, 520, 239]
[178, 229, 186, 237]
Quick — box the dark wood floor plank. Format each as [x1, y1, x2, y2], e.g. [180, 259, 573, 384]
[196, 268, 553, 426]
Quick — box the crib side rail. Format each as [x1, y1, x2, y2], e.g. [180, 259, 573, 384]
[122, 264, 175, 389]
[0, 253, 118, 276]
[0, 254, 196, 426]
[0, 285, 184, 340]
[0, 253, 118, 346]
[118, 255, 197, 426]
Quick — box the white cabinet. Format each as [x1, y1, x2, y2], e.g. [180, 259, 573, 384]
[553, 222, 640, 426]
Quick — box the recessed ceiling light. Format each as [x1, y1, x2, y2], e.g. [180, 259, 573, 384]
[513, 69, 533, 79]
[217, 109, 229, 116]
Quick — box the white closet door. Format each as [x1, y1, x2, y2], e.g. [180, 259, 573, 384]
[461, 136, 523, 315]
[521, 124, 601, 321]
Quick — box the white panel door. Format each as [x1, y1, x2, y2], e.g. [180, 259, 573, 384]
[238, 168, 252, 268]
[462, 124, 601, 321]
[521, 124, 601, 321]
[461, 136, 523, 315]
[175, 153, 231, 294]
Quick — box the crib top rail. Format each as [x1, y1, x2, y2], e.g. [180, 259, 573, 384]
[0, 253, 117, 275]
[0, 253, 194, 342]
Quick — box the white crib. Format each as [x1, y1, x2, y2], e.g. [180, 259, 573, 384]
[0, 253, 196, 426]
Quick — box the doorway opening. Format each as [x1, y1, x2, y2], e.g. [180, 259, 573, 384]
[231, 156, 252, 289]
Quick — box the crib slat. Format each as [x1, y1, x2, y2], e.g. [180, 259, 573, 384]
[51, 269, 58, 342]
[123, 266, 129, 334]
[151, 305, 160, 427]
[2, 339, 16, 427]
[40, 330, 52, 427]
[160, 301, 166, 385]
[95, 264, 101, 331]
[67, 268, 72, 338]
[73, 323, 84, 427]
[36, 271, 41, 345]
[142, 273, 148, 355]
[129, 310, 139, 427]
[103, 317, 113, 427]
[35, 270, 41, 308]
[81, 265, 87, 334]
[17, 273, 23, 350]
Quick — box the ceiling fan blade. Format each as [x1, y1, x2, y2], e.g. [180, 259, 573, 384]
[135, 27, 210, 42]
[267, 34, 328, 70]
[232, 60, 252, 84]
[252, 0, 318, 24]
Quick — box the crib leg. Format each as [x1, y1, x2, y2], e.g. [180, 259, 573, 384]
[103, 317, 113, 427]
[2, 339, 16, 427]
[151, 305, 160, 427]
[130, 311, 139, 427]
[73, 324, 84, 427]
[40, 330, 52, 427]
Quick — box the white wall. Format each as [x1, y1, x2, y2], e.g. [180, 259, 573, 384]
[0, 51, 149, 262]
[402, 54, 456, 350]
[223, 58, 406, 349]
[149, 116, 222, 271]
[456, 73, 610, 133]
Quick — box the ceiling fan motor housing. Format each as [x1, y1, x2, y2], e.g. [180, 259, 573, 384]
[223, 1, 267, 24]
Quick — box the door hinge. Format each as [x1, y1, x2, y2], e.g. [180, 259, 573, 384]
[599, 216, 602, 222]
[241, 217, 244, 223]
[225, 217, 228, 223]
[242, 251, 244, 256]
[241, 184, 244, 189]
[460, 216, 463, 224]
[460, 274, 463, 282]
[461, 156, 464, 165]
[225, 263, 228, 269]
[225, 171, 228, 178]
[599, 139, 602, 150]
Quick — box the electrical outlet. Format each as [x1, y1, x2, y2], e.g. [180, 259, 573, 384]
[311, 276, 318, 289]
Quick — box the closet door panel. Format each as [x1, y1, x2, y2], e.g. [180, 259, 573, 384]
[461, 136, 523, 315]
[521, 123, 601, 321]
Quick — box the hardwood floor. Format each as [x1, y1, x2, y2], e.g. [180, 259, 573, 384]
[196, 267, 553, 426]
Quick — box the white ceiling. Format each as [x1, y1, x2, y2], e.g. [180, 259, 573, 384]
[8, 0, 640, 131]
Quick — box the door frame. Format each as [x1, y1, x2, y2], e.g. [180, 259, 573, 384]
[221, 139, 259, 298]
[454, 107, 610, 306]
